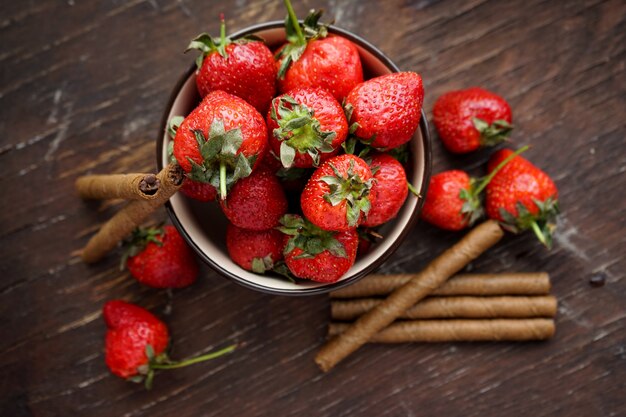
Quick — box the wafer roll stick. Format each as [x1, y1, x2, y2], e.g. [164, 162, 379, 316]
[315, 220, 504, 372]
[331, 295, 558, 321]
[81, 164, 183, 263]
[328, 319, 555, 342]
[76, 173, 161, 200]
[330, 272, 551, 298]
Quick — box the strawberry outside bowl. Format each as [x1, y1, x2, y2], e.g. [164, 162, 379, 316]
[156, 21, 432, 296]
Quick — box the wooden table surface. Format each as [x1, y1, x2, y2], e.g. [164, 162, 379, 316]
[1, 0, 624, 416]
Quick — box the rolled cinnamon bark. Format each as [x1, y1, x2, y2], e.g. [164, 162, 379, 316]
[331, 295, 558, 321]
[330, 273, 551, 298]
[315, 220, 504, 372]
[76, 173, 161, 200]
[328, 319, 555, 342]
[81, 164, 183, 264]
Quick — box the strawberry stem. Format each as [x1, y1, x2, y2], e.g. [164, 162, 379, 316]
[219, 13, 226, 45]
[151, 344, 237, 370]
[219, 160, 227, 200]
[283, 0, 305, 44]
[407, 181, 420, 197]
[474, 145, 530, 195]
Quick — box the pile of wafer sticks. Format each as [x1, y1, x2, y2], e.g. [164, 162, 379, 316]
[315, 220, 557, 371]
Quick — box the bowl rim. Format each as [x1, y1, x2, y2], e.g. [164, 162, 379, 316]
[156, 21, 432, 296]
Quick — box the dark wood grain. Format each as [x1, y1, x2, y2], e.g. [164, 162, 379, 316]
[1, 0, 624, 416]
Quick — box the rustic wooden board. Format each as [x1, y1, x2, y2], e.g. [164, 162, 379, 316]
[0, 0, 624, 416]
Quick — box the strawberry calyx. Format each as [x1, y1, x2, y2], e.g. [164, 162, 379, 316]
[271, 95, 336, 168]
[185, 119, 257, 200]
[321, 160, 374, 227]
[186, 14, 263, 69]
[498, 197, 559, 248]
[120, 226, 164, 270]
[270, 260, 296, 283]
[277, 0, 329, 78]
[251, 255, 276, 274]
[128, 343, 237, 390]
[277, 214, 347, 259]
[458, 179, 484, 227]
[472, 117, 513, 147]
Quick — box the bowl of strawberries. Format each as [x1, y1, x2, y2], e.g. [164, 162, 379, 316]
[157, 3, 431, 295]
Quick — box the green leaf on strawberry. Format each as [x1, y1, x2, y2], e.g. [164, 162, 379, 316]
[251, 255, 276, 274]
[320, 160, 374, 228]
[186, 14, 265, 68]
[120, 226, 164, 270]
[271, 95, 336, 168]
[499, 197, 559, 248]
[272, 261, 297, 283]
[185, 119, 256, 200]
[472, 117, 513, 147]
[276, 0, 330, 79]
[277, 214, 347, 259]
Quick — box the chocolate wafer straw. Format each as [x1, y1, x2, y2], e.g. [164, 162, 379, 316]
[76, 173, 161, 200]
[328, 319, 555, 342]
[330, 273, 551, 299]
[315, 220, 504, 372]
[81, 164, 183, 263]
[331, 295, 558, 321]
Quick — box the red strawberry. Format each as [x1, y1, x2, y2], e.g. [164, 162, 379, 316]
[485, 149, 559, 247]
[226, 223, 285, 273]
[267, 87, 348, 168]
[345, 72, 424, 149]
[180, 178, 217, 202]
[104, 300, 169, 380]
[362, 154, 409, 227]
[278, 215, 358, 282]
[187, 15, 276, 113]
[301, 154, 375, 231]
[104, 300, 235, 389]
[173, 90, 268, 200]
[421, 170, 476, 231]
[422, 146, 529, 231]
[166, 118, 218, 202]
[220, 166, 288, 230]
[276, 4, 362, 101]
[433, 87, 513, 154]
[123, 225, 199, 289]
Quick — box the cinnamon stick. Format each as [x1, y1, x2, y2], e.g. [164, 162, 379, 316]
[330, 273, 551, 298]
[315, 220, 504, 372]
[81, 164, 183, 263]
[76, 173, 161, 200]
[331, 296, 558, 321]
[328, 319, 555, 342]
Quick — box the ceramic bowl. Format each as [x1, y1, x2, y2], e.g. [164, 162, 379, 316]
[157, 21, 431, 295]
